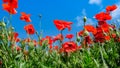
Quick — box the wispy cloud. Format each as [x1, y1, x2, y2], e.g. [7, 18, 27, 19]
[89, 0, 102, 5]
[76, 9, 96, 27]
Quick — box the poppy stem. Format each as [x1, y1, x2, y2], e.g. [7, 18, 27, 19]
[60, 30, 63, 46]
[39, 14, 42, 33]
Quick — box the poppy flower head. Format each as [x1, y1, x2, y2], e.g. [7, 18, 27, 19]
[53, 46, 59, 50]
[105, 36, 110, 41]
[2, 0, 18, 14]
[54, 20, 72, 31]
[78, 30, 84, 36]
[40, 36, 53, 46]
[106, 5, 117, 12]
[84, 36, 92, 45]
[2, 3, 17, 14]
[62, 41, 77, 53]
[45, 36, 53, 45]
[84, 25, 97, 35]
[95, 12, 111, 21]
[20, 12, 31, 22]
[65, 34, 74, 39]
[53, 34, 64, 42]
[3, 0, 18, 8]
[24, 24, 35, 35]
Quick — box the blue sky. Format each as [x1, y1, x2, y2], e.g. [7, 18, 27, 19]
[0, 0, 120, 39]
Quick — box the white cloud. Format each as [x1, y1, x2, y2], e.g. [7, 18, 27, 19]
[89, 0, 102, 5]
[81, 9, 87, 16]
[76, 9, 95, 27]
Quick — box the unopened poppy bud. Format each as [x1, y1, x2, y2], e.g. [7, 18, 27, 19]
[84, 30, 89, 36]
[39, 14, 42, 19]
[76, 32, 80, 42]
[116, 31, 119, 36]
[11, 27, 14, 30]
[0, 21, 6, 27]
[8, 31, 12, 34]
[83, 16, 87, 23]
[77, 36, 80, 42]
[109, 27, 113, 31]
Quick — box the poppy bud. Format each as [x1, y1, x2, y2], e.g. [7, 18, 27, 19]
[83, 16, 87, 23]
[0, 21, 6, 27]
[77, 36, 80, 42]
[11, 27, 14, 30]
[109, 27, 113, 31]
[76, 32, 80, 42]
[84, 30, 89, 36]
[116, 31, 119, 36]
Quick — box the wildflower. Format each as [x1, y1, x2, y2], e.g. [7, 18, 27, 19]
[24, 24, 35, 35]
[106, 5, 117, 12]
[33, 40, 38, 46]
[105, 36, 110, 41]
[8, 32, 20, 42]
[20, 12, 31, 22]
[62, 41, 77, 53]
[2, 0, 18, 14]
[54, 20, 72, 31]
[11, 45, 21, 51]
[53, 46, 59, 50]
[2, 4, 17, 14]
[95, 12, 111, 21]
[53, 34, 64, 42]
[65, 34, 74, 39]
[84, 25, 97, 35]
[78, 30, 84, 36]
[111, 33, 116, 38]
[84, 35, 93, 44]
[40, 36, 53, 46]
[3, 0, 18, 8]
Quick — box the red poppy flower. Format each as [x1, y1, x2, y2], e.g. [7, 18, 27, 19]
[98, 21, 107, 26]
[100, 23, 110, 33]
[2, 0, 18, 14]
[111, 33, 116, 38]
[40, 36, 53, 46]
[95, 12, 111, 21]
[13, 32, 20, 42]
[24, 38, 31, 42]
[8, 32, 20, 42]
[33, 40, 38, 46]
[105, 36, 110, 41]
[46, 36, 53, 45]
[20, 12, 31, 22]
[11, 45, 21, 51]
[3, 0, 18, 8]
[106, 5, 117, 12]
[24, 24, 35, 35]
[53, 34, 64, 42]
[94, 27, 106, 43]
[54, 20, 72, 31]
[84, 25, 97, 35]
[65, 34, 74, 39]
[94, 31, 105, 43]
[78, 30, 84, 36]
[2, 4, 17, 14]
[53, 46, 59, 50]
[84, 36, 92, 45]
[62, 41, 77, 53]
